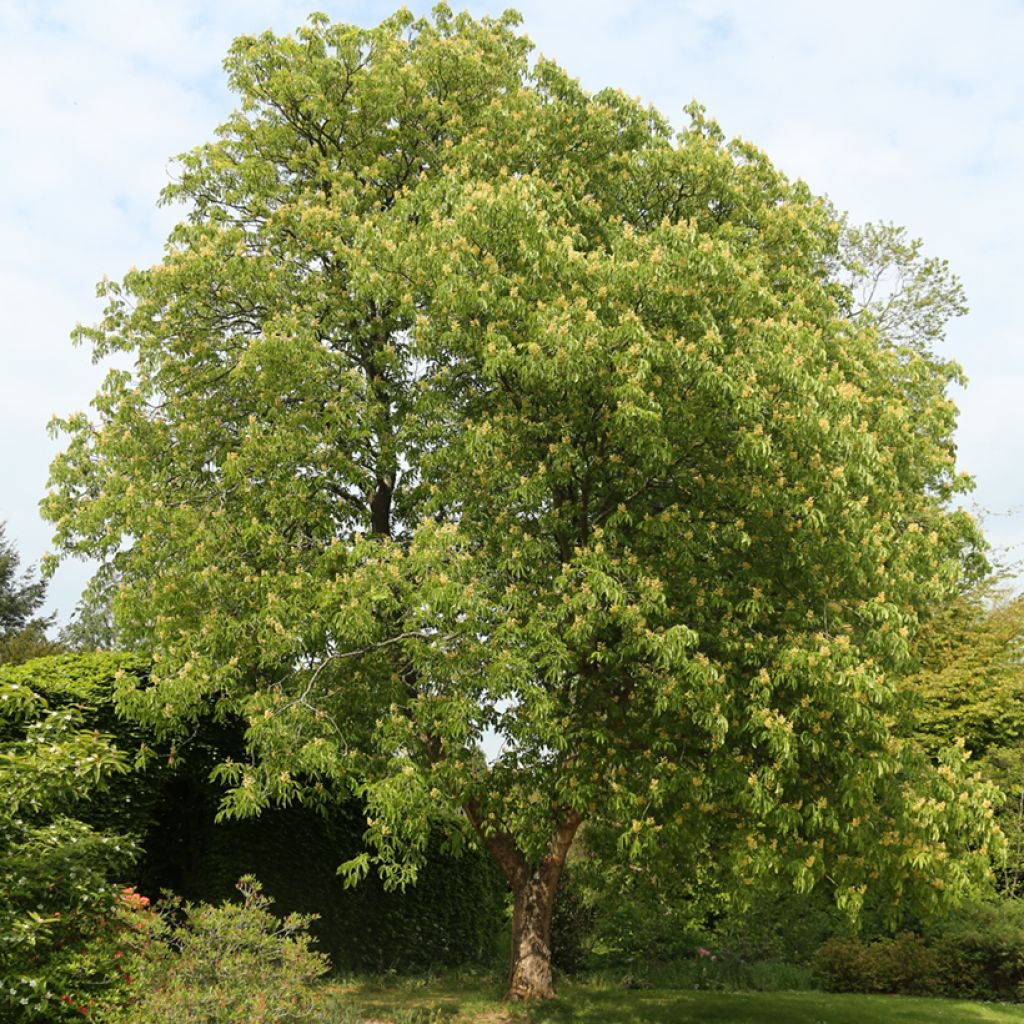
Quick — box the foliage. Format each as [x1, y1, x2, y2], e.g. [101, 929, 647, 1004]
[0, 654, 163, 840]
[983, 746, 1024, 898]
[339, 829, 505, 970]
[551, 829, 705, 967]
[1, 653, 505, 973]
[926, 899, 1024, 1002]
[812, 933, 944, 996]
[550, 862, 597, 974]
[37, 886, 156, 1023]
[0, 622, 64, 666]
[555, 839, 848, 983]
[814, 900, 1024, 1002]
[904, 579, 1024, 895]
[105, 876, 331, 1024]
[1, 652, 150, 719]
[909, 579, 1024, 758]
[0, 522, 57, 665]
[838, 219, 969, 353]
[0, 522, 48, 639]
[708, 886, 845, 967]
[60, 568, 121, 652]
[0, 662, 136, 1021]
[43, 4, 999, 994]
[151, 798, 506, 972]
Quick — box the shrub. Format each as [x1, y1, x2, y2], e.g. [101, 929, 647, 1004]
[35, 886, 157, 1022]
[813, 903, 1024, 1001]
[812, 933, 943, 996]
[812, 937, 882, 993]
[105, 876, 331, 1024]
[711, 886, 844, 966]
[0, 667, 137, 1022]
[929, 900, 1024, 1001]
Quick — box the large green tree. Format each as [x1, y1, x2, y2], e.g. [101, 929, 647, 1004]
[44, 7, 998, 999]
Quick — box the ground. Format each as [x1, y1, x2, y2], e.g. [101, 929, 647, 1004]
[328, 978, 1024, 1023]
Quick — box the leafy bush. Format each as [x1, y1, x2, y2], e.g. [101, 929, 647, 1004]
[35, 886, 157, 1022]
[710, 886, 844, 966]
[557, 828, 707, 968]
[929, 900, 1024, 1000]
[812, 933, 943, 995]
[105, 877, 331, 1024]
[813, 901, 1024, 1000]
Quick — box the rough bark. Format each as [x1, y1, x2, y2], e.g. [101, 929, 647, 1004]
[508, 868, 559, 1000]
[467, 804, 582, 1001]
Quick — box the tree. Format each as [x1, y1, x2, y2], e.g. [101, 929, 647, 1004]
[59, 568, 121, 652]
[44, 7, 999, 999]
[0, 522, 58, 665]
[907, 578, 1024, 896]
[910, 578, 1024, 759]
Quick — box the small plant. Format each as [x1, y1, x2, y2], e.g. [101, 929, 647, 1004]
[105, 876, 331, 1024]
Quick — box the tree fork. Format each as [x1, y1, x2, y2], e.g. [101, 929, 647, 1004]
[467, 804, 582, 1001]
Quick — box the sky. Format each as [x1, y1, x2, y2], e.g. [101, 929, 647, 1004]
[1, 0, 1022, 623]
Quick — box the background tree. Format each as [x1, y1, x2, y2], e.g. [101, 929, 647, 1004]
[59, 568, 121, 652]
[907, 577, 1024, 896]
[0, 521, 59, 665]
[837, 219, 969, 352]
[44, 6, 999, 999]
[910, 578, 1024, 759]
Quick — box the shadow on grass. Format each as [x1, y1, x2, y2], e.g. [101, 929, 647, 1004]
[527, 988, 1024, 1024]
[331, 980, 1024, 1024]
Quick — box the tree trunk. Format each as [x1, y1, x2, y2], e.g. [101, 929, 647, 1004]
[464, 805, 582, 1002]
[507, 866, 561, 1000]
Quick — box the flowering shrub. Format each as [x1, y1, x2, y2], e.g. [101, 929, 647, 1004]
[15, 885, 157, 1022]
[106, 876, 331, 1024]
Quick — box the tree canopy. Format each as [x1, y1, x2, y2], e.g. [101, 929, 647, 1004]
[44, 5, 998, 999]
[910, 579, 1024, 759]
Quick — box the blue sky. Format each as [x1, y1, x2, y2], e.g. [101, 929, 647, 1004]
[1, 0, 1022, 621]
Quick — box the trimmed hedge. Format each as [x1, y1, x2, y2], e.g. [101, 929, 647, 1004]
[0, 654, 506, 973]
[147, 794, 505, 971]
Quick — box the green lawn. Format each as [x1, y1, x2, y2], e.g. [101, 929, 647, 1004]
[329, 979, 1024, 1024]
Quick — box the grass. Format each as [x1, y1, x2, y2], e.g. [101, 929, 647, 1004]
[327, 976, 1024, 1023]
